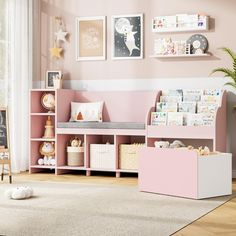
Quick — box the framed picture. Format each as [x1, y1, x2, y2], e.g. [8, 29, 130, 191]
[76, 16, 106, 61]
[45, 70, 62, 89]
[112, 14, 143, 60]
[0, 108, 9, 149]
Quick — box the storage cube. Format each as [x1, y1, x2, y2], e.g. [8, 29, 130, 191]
[119, 144, 145, 170]
[67, 146, 84, 166]
[90, 144, 116, 169]
[139, 147, 232, 199]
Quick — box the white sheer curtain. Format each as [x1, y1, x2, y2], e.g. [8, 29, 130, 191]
[7, 0, 32, 173]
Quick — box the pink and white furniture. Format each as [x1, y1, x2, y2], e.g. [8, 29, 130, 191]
[138, 90, 232, 199]
[29, 89, 159, 176]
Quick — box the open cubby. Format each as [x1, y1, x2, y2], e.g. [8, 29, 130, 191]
[57, 134, 85, 167]
[30, 90, 55, 114]
[31, 115, 55, 139]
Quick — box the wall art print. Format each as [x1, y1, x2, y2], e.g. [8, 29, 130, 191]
[112, 14, 143, 59]
[76, 16, 106, 61]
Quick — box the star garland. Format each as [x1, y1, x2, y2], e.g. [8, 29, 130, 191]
[49, 16, 68, 59]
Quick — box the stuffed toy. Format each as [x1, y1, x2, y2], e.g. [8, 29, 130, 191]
[69, 137, 82, 147]
[38, 141, 55, 165]
[154, 141, 170, 148]
[169, 140, 186, 148]
[5, 186, 33, 200]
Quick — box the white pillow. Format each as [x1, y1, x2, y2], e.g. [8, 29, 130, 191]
[70, 101, 103, 122]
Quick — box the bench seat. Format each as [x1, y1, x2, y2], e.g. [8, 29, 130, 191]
[57, 122, 145, 130]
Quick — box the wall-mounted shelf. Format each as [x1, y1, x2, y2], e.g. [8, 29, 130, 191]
[152, 26, 209, 33]
[150, 53, 211, 59]
[152, 14, 209, 33]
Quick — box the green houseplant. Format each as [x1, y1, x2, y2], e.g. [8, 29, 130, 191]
[211, 47, 236, 90]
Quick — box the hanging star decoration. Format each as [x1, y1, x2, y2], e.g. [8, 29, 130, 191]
[55, 28, 68, 42]
[49, 16, 68, 59]
[49, 42, 63, 59]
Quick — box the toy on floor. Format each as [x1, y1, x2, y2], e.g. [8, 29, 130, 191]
[5, 186, 33, 200]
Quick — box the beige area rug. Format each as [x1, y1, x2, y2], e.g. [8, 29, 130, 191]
[0, 181, 232, 236]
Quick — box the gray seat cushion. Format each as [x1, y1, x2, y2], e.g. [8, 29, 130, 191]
[57, 122, 145, 130]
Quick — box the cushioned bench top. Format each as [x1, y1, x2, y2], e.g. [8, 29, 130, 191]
[57, 122, 145, 130]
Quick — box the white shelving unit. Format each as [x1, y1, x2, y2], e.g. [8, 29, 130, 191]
[152, 15, 209, 33]
[151, 14, 211, 59]
[150, 53, 210, 59]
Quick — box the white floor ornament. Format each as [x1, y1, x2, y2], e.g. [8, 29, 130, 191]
[5, 186, 33, 200]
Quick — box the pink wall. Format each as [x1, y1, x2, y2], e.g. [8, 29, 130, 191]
[38, 0, 236, 81]
[36, 0, 236, 173]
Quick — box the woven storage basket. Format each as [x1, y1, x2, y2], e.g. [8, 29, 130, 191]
[90, 144, 116, 169]
[119, 144, 145, 170]
[67, 146, 84, 166]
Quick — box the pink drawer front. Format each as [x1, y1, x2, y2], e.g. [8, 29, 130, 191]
[138, 147, 198, 199]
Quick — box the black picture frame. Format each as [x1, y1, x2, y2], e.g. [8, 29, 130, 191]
[45, 70, 62, 88]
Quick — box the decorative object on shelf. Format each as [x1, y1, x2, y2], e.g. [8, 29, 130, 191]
[187, 34, 208, 54]
[45, 70, 62, 89]
[39, 141, 55, 166]
[152, 14, 209, 32]
[41, 93, 55, 112]
[154, 38, 190, 56]
[69, 136, 82, 147]
[76, 16, 106, 61]
[211, 48, 236, 107]
[5, 186, 33, 200]
[67, 137, 84, 166]
[0, 107, 12, 184]
[42, 116, 54, 139]
[112, 14, 143, 59]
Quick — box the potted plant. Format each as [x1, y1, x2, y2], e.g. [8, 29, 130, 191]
[211, 47, 236, 90]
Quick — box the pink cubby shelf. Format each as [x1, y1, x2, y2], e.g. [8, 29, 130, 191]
[138, 147, 232, 199]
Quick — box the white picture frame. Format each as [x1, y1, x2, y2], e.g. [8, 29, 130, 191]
[75, 16, 106, 61]
[112, 14, 143, 60]
[45, 70, 62, 89]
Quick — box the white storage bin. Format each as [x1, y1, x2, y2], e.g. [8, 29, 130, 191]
[90, 144, 116, 169]
[67, 146, 84, 166]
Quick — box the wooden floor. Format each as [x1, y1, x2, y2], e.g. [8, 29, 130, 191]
[7, 172, 236, 235]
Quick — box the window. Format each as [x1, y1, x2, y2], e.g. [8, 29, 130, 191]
[0, 0, 9, 106]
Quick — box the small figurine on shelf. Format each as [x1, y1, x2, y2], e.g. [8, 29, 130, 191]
[67, 137, 84, 166]
[42, 116, 55, 139]
[41, 93, 55, 113]
[38, 141, 55, 166]
[69, 136, 82, 147]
